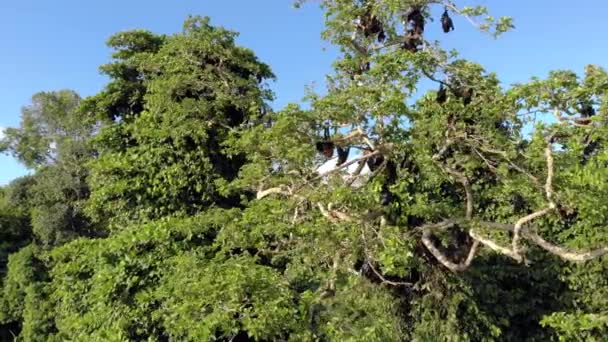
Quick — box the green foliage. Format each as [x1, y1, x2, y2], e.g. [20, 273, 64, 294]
[86, 16, 274, 228]
[0, 90, 87, 168]
[0, 179, 33, 277]
[0, 245, 45, 323]
[0, 3, 607, 341]
[541, 311, 608, 341]
[19, 282, 59, 342]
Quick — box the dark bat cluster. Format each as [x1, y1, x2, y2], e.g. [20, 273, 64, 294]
[365, 154, 398, 206]
[314, 4, 460, 207]
[357, 6, 386, 42]
[315, 126, 337, 160]
[578, 100, 599, 164]
[549, 98, 600, 165]
[402, 7, 425, 52]
[435, 80, 474, 106]
[402, 6, 455, 53]
[314, 130, 406, 207]
[315, 126, 352, 167]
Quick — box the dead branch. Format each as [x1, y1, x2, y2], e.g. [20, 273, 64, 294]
[416, 219, 479, 272]
[512, 207, 554, 258]
[317, 203, 354, 223]
[543, 144, 556, 204]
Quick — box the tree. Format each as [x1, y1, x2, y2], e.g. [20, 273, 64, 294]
[0, 178, 34, 277]
[0, 90, 98, 247]
[230, 1, 607, 339]
[1, 2, 607, 341]
[85, 16, 275, 228]
[0, 90, 88, 169]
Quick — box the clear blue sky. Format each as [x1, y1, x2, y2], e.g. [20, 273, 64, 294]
[1, 0, 607, 185]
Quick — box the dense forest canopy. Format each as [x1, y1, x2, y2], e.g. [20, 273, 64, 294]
[0, 1, 607, 341]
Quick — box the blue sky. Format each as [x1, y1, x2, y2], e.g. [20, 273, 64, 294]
[1, 0, 607, 185]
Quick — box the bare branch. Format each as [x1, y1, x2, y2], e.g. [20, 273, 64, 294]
[345, 159, 367, 186]
[556, 115, 595, 128]
[421, 230, 479, 272]
[512, 139, 557, 259]
[417, 220, 479, 272]
[544, 144, 556, 205]
[317, 203, 354, 223]
[257, 186, 290, 200]
[527, 232, 608, 262]
[432, 138, 454, 161]
[512, 207, 553, 258]
[477, 221, 607, 263]
[469, 229, 523, 263]
[363, 258, 413, 287]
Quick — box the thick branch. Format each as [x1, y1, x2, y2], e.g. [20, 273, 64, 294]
[421, 229, 479, 272]
[477, 220, 607, 263]
[512, 207, 553, 257]
[512, 140, 557, 258]
[544, 144, 555, 204]
[470, 229, 523, 262]
[527, 232, 608, 262]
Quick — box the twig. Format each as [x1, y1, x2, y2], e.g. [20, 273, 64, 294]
[360, 230, 413, 287]
[440, 1, 484, 30]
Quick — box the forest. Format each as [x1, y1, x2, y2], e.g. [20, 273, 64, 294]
[0, 0, 607, 341]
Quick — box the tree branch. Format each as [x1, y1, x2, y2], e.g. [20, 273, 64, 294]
[526, 232, 608, 262]
[512, 139, 557, 259]
[469, 229, 523, 263]
[421, 229, 479, 272]
[256, 186, 290, 200]
[476, 220, 607, 263]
